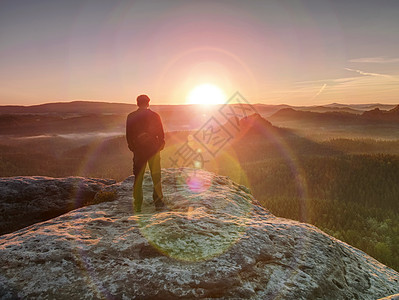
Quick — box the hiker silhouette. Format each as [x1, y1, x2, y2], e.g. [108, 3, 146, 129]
[126, 95, 165, 213]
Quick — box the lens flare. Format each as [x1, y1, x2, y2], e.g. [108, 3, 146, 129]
[135, 168, 252, 262]
[185, 171, 211, 193]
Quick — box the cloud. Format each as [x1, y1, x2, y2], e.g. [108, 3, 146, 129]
[349, 57, 399, 63]
[284, 72, 399, 104]
[344, 68, 392, 78]
[266, 69, 399, 104]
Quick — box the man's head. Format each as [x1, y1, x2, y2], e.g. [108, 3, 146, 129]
[137, 94, 150, 108]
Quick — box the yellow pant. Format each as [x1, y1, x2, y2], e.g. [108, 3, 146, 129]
[133, 151, 164, 212]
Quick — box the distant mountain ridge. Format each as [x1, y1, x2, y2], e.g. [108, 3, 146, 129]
[270, 105, 399, 124]
[1, 101, 397, 137]
[0, 101, 134, 114]
[325, 103, 397, 111]
[0, 100, 396, 115]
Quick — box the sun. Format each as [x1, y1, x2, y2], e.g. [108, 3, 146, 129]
[187, 83, 227, 105]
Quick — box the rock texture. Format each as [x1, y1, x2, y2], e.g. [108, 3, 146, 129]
[0, 168, 398, 299]
[0, 176, 116, 235]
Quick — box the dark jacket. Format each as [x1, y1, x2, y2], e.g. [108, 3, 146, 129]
[126, 108, 165, 156]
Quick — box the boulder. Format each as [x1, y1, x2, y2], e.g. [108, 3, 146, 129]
[0, 176, 116, 235]
[0, 168, 398, 299]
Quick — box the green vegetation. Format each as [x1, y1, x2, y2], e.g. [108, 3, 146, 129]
[323, 138, 399, 155]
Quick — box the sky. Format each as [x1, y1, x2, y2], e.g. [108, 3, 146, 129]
[0, 0, 399, 106]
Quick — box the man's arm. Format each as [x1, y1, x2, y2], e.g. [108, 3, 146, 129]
[126, 115, 136, 152]
[156, 113, 165, 150]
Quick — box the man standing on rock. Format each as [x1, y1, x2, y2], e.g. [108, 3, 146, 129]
[126, 95, 165, 213]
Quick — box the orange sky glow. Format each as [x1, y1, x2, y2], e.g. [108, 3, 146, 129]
[0, 0, 398, 106]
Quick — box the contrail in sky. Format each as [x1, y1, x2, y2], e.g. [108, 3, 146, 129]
[311, 83, 327, 100]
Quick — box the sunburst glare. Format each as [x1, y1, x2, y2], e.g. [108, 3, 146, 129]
[186, 83, 227, 105]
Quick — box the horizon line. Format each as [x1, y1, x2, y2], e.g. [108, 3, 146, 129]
[0, 99, 398, 108]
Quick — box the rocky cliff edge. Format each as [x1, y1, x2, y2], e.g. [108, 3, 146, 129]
[0, 168, 398, 299]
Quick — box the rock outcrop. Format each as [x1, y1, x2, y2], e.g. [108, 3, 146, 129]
[1, 169, 398, 299]
[362, 105, 399, 122]
[0, 176, 116, 235]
